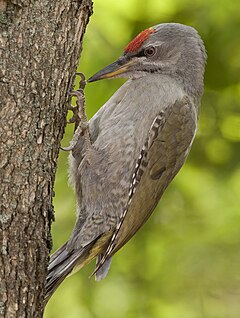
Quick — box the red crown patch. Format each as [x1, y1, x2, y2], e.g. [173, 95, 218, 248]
[124, 27, 156, 53]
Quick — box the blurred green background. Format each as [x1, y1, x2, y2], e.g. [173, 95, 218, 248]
[44, 0, 240, 317]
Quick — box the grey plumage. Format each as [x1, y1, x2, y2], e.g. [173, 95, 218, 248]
[45, 23, 206, 303]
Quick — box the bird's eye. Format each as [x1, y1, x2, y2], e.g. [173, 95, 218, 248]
[144, 47, 156, 57]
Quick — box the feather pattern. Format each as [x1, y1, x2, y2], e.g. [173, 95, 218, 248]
[91, 111, 166, 274]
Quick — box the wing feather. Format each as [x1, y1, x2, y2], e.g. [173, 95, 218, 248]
[94, 96, 197, 272]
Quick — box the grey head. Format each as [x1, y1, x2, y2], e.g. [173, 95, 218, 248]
[88, 23, 207, 99]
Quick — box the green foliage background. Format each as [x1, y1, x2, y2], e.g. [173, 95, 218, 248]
[45, 0, 240, 317]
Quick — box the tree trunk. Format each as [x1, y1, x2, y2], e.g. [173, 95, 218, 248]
[0, 1, 93, 317]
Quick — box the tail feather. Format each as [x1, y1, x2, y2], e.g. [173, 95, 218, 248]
[44, 241, 95, 304]
[95, 256, 112, 281]
[47, 242, 68, 271]
[44, 231, 114, 304]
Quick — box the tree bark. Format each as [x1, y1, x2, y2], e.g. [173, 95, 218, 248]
[0, 1, 93, 317]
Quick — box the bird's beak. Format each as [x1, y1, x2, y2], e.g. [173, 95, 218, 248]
[88, 57, 136, 83]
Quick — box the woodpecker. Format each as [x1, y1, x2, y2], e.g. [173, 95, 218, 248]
[45, 22, 206, 302]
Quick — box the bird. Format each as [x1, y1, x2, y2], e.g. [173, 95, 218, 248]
[45, 22, 206, 303]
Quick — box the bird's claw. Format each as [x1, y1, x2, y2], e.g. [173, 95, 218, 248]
[61, 144, 75, 152]
[67, 105, 79, 124]
[75, 72, 86, 90]
[66, 75, 86, 125]
[62, 72, 92, 152]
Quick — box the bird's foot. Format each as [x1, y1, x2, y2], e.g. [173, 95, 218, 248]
[66, 73, 86, 126]
[67, 105, 80, 125]
[61, 73, 92, 152]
